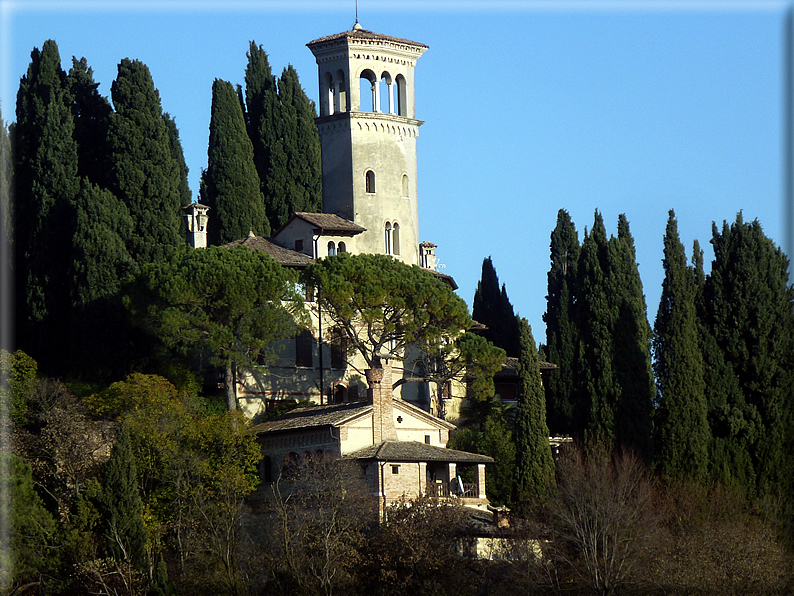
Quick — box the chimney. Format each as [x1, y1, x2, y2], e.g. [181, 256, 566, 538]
[367, 364, 397, 443]
[183, 203, 210, 248]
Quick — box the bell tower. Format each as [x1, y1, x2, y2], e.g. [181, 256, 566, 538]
[307, 24, 427, 265]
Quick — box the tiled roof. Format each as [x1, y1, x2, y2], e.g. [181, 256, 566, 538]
[222, 235, 314, 269]
[346, 440, 494, 464]
[307, 28, 427, 50]
[281, 212, 366, 235]
[496, 356, 558, 377]
[250, 401, 371, 434]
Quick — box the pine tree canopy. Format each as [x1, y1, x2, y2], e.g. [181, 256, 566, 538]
[544, 209, 580, 435]
[109, 58, 187, 267]
[653, 210, 709, 480]
[513, 317, 555, 501]
[202, 78, 268, 244]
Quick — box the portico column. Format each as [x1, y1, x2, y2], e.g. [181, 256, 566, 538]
[476, 464, 486, 499]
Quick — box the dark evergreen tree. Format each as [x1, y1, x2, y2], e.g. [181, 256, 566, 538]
[163, 112, 192, 207]
[1, 110, 11, 271]
[108, 58, 187, 267]
[276, 65, 322, 218]
[543, 209, 580, 435]
[575, 211, 616, 444]
[101, 423, 147, 571]
[472, 256, 520, 356]
[201, 78, 267, 244]
[703, 214, 794, 495]
[66, 57, 113, 188]
[13, 40, 79, 372]
[245, 42, 286, 232]
[609, 214, 654, 460]
[513, 317, 555, 501]
[653, 211, 710, 480]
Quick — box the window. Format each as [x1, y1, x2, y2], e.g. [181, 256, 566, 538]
[365, 170, 376, 194]
[261, 456, 273, 483]
[391, 465, 400, 475]
[330, 328, 346, 370]
[385, 222, 392, 255]
[295, 329, 313, 368]
[424, 435, 431, 445]
[401, 174, 409, 198]
[327, 241, 336, 256]
[395, 74, 407, 116]
[392, 222, 400, 255]
[295, 238, 304, 252]
[359, 69, 377, 112]
[338, 241, 346, 253]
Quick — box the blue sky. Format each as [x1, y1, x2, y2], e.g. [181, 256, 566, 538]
[2, 0, 790, 342]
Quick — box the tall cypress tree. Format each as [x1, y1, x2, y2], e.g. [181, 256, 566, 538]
[277, 65, 322, 217]
[13, 40, 79, 372]
[108, 58, 186, 267]
[473, 257, 520, 356]
[704, 214, 794, 494]
[66, 57, 113, 188]
[513, 317, 555, 501]
[653, 211, 709, 480]
[575, 211, 616, 444]
[543, 209, 580, 435]
[201, 78, 267, 244]
[102, 423, 147, 571]
[163, 112, 192, 208]
[610, 214, 654, 460]
[245, 41, 286, 232]
[1, 111, 11, 263]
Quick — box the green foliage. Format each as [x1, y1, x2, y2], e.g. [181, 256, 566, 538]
[13, 39, 80, 372]
[101, 423, 148, 571]
[0, 349, 38, 425]
[702, 214, 794, 495]
[66, 56, 113, 188]
[513, 318, 555, 502]
[0, 452, 57, 591]
[543, 209, 580, 436]
[109, 58, 187, 267]
[653, 211, 710, 481]
[163, 112, 192, 207]
[142, 246, 300, 409]
[472, 256, 520, 356]
[244, 42, 322, 232]
[201, 78, 268, 244]
[308, 252, 471, 370]
[1, 109, 12, 251]
[609, 214, 655, 459]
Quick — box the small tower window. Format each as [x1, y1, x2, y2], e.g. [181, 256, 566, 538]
[359, 70, 377, 112]
[338, 241, 346, 253]
[396, 74, 407, 117]
[385, 222, 393, 255]
[365, 170, 376, 194]
[392, 223, 400, 256]
[401, 174, 409, 198]
[327, 241, 336, 256]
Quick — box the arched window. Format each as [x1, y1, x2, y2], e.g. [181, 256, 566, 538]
[393, 222, 400, 255]
[335, 69, 347, 113]
[359, 69, 377, 112]
[395, 74, 407, 116]
[330, 328, 346, 369]
[295, 328, 313, 367]
[385, 222, 393, 255]
[365, 170, 376, 194]
[323, 72, 334, 116]
[380, 71, 394, 114]
[401, 174, 409, 198]
[327, 241, 336, 256]
[338, 241, 346, 253]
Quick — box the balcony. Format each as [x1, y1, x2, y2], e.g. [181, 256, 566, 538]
[427, 481, 478, 499]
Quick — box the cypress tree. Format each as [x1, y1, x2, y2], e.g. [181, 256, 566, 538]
[102, 423, 147, 571]
[575, 211, 616, 444]
[108, 58, 186, 267]
[201, 78, 267, 244]
[609, 214, 654, 460]
[703, 214, 794, 494]
[543, 209, 580, 435]
[163, 112, 192, 207]
[1, 111, 10, 260]
[277, 65, 322, 217]
[513, 317, 555, 501]
[653, 211, 709, 480]
[13, 40, 79, 372]
[472, 256, 520, 356]
[245, 41, 285, 232]
[66, 57, 113, 188]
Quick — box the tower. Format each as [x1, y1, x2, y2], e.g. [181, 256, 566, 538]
[307, 24, 427, 266]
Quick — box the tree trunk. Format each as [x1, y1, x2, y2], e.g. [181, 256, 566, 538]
[225, 362, 237, 411]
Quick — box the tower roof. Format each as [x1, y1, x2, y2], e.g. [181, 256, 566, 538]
[307, 27, 428, 51]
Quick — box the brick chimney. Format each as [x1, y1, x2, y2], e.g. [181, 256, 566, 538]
[367, 364, 397, 443]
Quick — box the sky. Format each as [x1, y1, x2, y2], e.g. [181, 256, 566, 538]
[2, 0, 791, 342]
